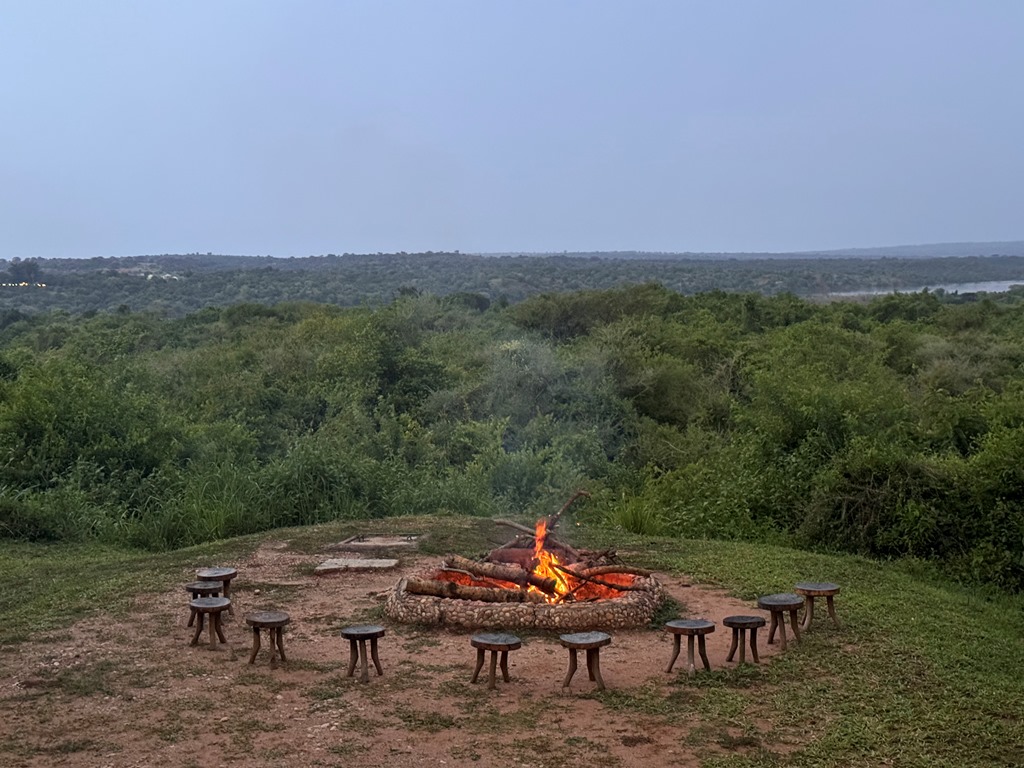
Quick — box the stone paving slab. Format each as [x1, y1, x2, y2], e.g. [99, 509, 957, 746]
[314, 557, 400, 575]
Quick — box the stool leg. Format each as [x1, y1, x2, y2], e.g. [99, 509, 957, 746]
[358, 639, 370, 683]
[767, 611, 779, 644]
[777, 613, 788, 651]
[802, 596, 816, 631]
[788, 609, 802, 643]
[188, 605, 197, 628]
[826, 596, 842, 628]
[589, 649, 605, 692]
[749, 627, 760, 663]
[726, 628, 739, 662]
[249, 627, 261, 664]
[191, 613, 205, 646]
[737, 629, 747, 664]
[487, 650, 498, 690]
[472, 648, 485, 683]
[369, 637, 382, 676]
[686, 635, 697, 677]
[698, 635, 711, 671]
[563, 648, 578, 688]
[214, 613, 227, 644]
[346, 639, 359, 677]
[208, 613, 217, 646]
[276, 627, 287, 662]
[223, 581, 234, 615]
[666, 634, 682, 673]
[499, 650, 510, 682]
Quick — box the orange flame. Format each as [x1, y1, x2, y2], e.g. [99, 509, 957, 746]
[530, 518, 573, 602]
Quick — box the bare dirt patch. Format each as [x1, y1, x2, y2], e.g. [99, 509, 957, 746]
[0, 541, 794, 768]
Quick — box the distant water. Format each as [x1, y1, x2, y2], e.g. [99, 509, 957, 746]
[831, 280, 1024, 297]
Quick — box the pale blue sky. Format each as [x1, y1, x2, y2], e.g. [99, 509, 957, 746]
[2, 1, 1022, 258]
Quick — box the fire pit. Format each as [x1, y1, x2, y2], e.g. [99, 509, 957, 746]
[384, 495, 665, 631]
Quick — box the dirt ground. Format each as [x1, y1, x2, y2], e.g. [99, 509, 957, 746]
[0, 541, 792, 768]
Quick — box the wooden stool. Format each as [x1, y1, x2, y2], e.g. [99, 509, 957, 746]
[196, 567, 237, 615]
[245, 611, 290, 665]
[470, 632, 521, 690]
[723, 615, 766, 665]
[559, 631, 611, 691]
[757, 593, 803, 651]
[341, 625, 385, 683]
[665, 619, 715, 675]
[794, 582, 842, 631]
[189, 597, 231, 647]
[184, 581, 222, 627]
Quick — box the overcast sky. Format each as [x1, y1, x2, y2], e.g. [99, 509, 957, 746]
[2, 2, 1022, 258]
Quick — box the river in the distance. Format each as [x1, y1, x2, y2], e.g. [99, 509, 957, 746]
[830, 280, 1024, 297]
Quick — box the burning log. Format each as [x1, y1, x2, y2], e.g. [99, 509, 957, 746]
[580, 565, 653, 579]
[444, 555, 559, 596]
[404, 577, 546, 604]
[555, 565, 656, 594]
[484, 547, 537, 570]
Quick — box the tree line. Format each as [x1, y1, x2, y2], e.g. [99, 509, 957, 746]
[3, 252, 1024, 317]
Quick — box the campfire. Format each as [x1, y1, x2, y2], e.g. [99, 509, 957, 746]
[384, 492, 665, 631]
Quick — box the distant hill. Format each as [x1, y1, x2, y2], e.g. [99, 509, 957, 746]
[479, 241, 1024, 260]
[796, 241, 1024, 259]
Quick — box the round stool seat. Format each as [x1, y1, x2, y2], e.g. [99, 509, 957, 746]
[188, 597, 231, 647]
[341, 624, 386, 641]
[665, 619, 716, 635]
[246, 611, 290, 628]
[184, 580, 222, 597]
[559, 631, 611, 650]
[190, 596, 231, 613]
[665, 619, 715, 675]
[342, 625, 386, 683]
[723, 615, 766, 665]
[794, 581, 840, 596]
[470, 632, 522, 651]
[757, 593, 803, 610]
[794, 581, 842, 631]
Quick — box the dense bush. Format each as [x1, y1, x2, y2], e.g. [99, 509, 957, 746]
[1, 287, 1023, 592]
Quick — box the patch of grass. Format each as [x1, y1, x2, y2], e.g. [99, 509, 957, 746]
[307, 675, 352, 703]
[234, 669, 286, 693]
[392, 704, 459, 732]
[449, 742, 483, 762]
[281, 658, 335, 673]
[327, 742, 370, 757]
[0, 537, 259, 646]
[716, 730, 763, 750]
[50, 659, 120, 697]
[591, 682, 696, 720]
[42, 738, 106, 755]
[648, 594, 685, 627]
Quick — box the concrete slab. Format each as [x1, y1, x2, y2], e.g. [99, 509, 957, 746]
[314, 557, 400, 575]
[324, 534, 423, 553]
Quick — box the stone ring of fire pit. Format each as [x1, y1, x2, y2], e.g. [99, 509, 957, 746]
[384, 570, 665, 632]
